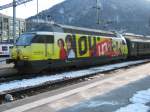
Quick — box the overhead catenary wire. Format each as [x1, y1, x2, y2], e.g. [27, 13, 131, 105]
[0, 0, 33, 10]
[0, 0, 34, 44]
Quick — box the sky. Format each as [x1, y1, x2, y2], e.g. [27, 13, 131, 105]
[0, 0, 65, 19]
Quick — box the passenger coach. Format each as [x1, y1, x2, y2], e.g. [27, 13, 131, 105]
[124, 33, 150, 57]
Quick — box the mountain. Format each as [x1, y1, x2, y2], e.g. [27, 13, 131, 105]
[26, 0, 150, 35]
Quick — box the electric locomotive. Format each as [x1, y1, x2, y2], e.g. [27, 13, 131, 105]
[7, 25, 129, 73]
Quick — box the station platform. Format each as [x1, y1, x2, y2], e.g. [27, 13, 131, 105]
[0, 63, 16, 77]
[0, 63, 150, 112]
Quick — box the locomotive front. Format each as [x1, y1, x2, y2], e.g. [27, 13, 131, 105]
[7, 32, 55, 73]
[11, 33, 34, 61]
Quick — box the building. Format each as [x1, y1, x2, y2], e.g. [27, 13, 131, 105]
[0, 13, 26, 43]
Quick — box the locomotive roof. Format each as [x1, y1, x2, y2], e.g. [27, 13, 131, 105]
[27, 22, 117, 37]
[30, 31, 116, 38]
[58, 24, 114, 34]
[35, 32, 54, 35]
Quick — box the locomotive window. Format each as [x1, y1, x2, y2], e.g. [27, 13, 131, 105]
[16, 33, 35, 46]
[45, 35, 54, 43]
[32, 36, 45, 43]
[32, 35, 54, 43]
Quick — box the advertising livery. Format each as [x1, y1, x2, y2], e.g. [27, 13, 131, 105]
[54, 33, 128, 60]
[8, 31, 128, 73]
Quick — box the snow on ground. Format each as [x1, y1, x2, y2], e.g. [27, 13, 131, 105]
[115, 88, 150, 112]
[115, 104, 149, 112]
[0, 60, 148, 94]
[73, 100, 119, 109]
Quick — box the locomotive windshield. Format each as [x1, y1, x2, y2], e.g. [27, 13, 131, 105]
[16, 33, 35, 46]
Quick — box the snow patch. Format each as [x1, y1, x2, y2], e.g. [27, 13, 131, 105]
[115, 104, 149, 112]
[87, 101, 119, 108]
[130, 89, 150, 104]
[115, 88, 150, 112]
[75, 100, 119, 109]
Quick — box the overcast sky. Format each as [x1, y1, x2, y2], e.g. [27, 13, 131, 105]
[0, 0, 65, 19]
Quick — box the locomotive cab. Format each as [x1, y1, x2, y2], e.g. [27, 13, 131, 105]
[11, 32, 54, 60]
[7, 32, 55, 73]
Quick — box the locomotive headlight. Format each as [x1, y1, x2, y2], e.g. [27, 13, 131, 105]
[21, 50, 30, 60]
[21, 47, 31, 60]
[23, 56, 29, 59]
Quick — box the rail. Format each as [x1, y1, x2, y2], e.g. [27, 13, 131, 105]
[0, 60, 6, 62]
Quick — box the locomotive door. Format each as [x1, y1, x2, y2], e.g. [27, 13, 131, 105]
[31, 35, 54, 60]
[45, 35, 54, 59]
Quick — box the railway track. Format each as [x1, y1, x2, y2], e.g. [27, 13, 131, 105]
[0, 58, 17, 81]
[0, 57, 9, 64]
[0, 60, 6, 63]
[0, 59, 6, 66]
[0, 59, 149, 104]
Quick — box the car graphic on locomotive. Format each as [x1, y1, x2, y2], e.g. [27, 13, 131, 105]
[6, 25, 150, 73]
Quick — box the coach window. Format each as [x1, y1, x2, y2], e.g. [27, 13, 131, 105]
[132, 43, 135, 48]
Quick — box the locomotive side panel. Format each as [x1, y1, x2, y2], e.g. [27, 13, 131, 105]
[52, 33, 128, 61]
